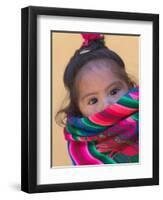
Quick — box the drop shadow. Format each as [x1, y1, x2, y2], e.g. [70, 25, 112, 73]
[9, 183, 21, 191]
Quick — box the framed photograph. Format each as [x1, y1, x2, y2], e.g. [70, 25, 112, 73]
[21, 6, 159, 193]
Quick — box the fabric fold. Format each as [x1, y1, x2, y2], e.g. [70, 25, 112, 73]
[64, 86, 139, 165]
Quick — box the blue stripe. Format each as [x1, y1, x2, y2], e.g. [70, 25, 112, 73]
[67, 142, 76, 165]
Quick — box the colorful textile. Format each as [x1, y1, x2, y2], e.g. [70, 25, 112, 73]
[64, 86, 139, 165]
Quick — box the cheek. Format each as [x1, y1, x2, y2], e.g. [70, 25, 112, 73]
[116, 87, 128, 101]
[84, 108, 98, 117]
[118, 89, 127, 97]
[78, 102, 88, 117]
[79, 102, 97, 117]
[121, 86, 129, 96]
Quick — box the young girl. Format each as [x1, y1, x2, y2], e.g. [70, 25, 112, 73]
[55, 33, 139, 165]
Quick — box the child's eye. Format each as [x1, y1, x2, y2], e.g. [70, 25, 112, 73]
[88, 98, 98, 105]
[110, 88, 120, 96]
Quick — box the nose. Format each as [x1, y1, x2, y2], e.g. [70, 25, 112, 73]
[103, 100, 111, 109]
[99, 99, 111, 112]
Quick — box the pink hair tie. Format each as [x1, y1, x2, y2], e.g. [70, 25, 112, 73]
[81, 33, 104, 47]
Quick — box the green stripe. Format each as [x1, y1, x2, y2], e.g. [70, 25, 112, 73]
[88, 142, 116, 164]
[118, 96, 139, 108]
[113, 153, 130, 163]
[82, 118, 106, 129]
[130, 154, 139, 162]
[67, 123, 83, 138]
[67, 125, 79, 141]
[66, 124, 78, 140]
[131, 112, 139, 121]
[114, 153, 139, 163]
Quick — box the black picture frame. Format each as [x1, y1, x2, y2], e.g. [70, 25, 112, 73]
[21, 6, 159, 193]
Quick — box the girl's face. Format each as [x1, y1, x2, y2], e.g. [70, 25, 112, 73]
[75, 59, 129, 117]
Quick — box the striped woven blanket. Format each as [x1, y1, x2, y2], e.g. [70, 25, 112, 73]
[64, 86, 139, 165]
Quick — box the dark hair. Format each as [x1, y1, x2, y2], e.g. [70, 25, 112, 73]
[55, 36, 135, 126]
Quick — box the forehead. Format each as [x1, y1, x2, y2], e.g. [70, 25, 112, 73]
[75, 59, 122, 95]
[84, 58, 116, 70]
[76, 58, 120, 83]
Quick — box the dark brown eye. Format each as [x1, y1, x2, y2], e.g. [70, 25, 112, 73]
[110, 88, 120, 96]
[88, 98, 98, 105]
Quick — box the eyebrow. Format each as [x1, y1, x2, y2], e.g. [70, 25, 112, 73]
[81, 81, 122, 101]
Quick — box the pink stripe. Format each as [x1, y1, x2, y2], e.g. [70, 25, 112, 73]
[89, 106, 137, 126]
[121, 144, 138, 156]
[125, 116, 137, 124]
[70, 141, 102, 165]
[65, 133, 74, 141]
[105, 105, 127, 117]
[89, 106, 124, 125]
[111, 104, 138, 116]
[64, 129, 75, 141]
[69, 142, 79, 164]
[110, 103, 137, 115]
[89, 104, 137, 126]
[89, 115, 114, 126]
[130, 93, 138, 100]
[79, 143, 103, 164]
